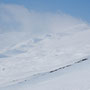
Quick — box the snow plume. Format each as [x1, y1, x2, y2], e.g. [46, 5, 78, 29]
[0, 4, 88, 34]
[0, 4, 89, 50]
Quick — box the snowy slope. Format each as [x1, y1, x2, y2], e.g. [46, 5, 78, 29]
[0, 24, 90, 90]
[1, 56, 90, 90]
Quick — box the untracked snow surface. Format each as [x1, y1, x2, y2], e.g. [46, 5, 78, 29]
[1, 56, 90, 90]
[0, 23, 90, 90]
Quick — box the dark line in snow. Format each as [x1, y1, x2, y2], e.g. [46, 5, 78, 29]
[49, 58, 88, 73]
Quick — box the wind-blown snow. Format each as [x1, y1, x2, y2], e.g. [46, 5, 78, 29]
[0, 26, 90, 88]
[0, 4, 90, 90]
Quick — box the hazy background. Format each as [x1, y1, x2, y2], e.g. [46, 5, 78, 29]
[0, 1, 89, 50]
[0, 0, 90, 22]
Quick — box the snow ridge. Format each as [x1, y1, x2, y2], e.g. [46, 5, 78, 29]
[0, 57, 88, 88]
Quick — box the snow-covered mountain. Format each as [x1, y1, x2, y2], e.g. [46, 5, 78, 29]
[0, 22, 90, 90]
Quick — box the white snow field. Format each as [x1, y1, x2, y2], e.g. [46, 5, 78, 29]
[0, 22, 90, 90]
[1, 56, 90, 90]
[0, 4, 90, 89]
